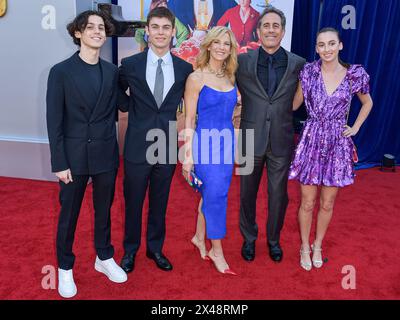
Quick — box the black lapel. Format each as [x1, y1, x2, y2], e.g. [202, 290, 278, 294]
[68, 52, 92, 119]
[160, 54, 182, 109]
[272, 49, 294, 100]
[89, 58, 112, 121]
[137, 50, 159, 110]
[251, 47, 269, 100]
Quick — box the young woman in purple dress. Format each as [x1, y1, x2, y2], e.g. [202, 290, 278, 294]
[290, 28, 374, 271]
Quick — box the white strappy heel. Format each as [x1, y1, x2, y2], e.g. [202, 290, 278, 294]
[311, 243, 323, 268]
[300, 246, 312, 271]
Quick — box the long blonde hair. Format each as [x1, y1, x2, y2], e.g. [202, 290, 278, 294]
[196, 26, 238, 81]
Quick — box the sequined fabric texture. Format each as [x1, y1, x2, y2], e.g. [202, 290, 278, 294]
[289, 60, 370, 187]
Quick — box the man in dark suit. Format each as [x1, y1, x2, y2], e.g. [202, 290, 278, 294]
[167, 0, 237, 30]
[46, 11, 127, 298]
[119, 7, 192, 273]
[236, 6, 306, 263]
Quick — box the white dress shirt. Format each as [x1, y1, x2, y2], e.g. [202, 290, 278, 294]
[146, 47, 175, 102]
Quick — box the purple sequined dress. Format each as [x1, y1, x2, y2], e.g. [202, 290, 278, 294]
[289, 60, 370, 187]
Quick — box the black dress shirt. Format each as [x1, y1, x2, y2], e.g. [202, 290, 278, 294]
[257, 46, 288, 97]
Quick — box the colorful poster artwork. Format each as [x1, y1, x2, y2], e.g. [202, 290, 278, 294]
[136, 0, 293, 65]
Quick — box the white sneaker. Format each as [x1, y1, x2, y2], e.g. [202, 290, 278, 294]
[58, 268, 77, 298]
[94, 256, 128, 283]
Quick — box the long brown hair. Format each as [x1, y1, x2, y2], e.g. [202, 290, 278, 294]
[316, 27, 350, 68]
[196, 26, 238, 81]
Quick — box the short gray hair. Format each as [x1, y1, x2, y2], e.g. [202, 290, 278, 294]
[257, 5, 286, 30]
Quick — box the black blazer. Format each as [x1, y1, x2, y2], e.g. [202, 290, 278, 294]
[46, 52, 119, 175]
[119, 50, 193, 164]
[236, 47, 306, 157]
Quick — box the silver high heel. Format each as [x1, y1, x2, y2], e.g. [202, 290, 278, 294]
[300, 246, 312, 271]
[311, 244, 323, 268]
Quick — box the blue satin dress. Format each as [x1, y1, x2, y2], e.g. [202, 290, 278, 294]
[193, 85, 237, 239]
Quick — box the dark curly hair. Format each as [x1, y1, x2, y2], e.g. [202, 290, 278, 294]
[67, 10, 114, 46]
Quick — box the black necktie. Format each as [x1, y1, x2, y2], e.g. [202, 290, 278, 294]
[267, 56, 277, 97]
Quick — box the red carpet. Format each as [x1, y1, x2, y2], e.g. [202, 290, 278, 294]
[0, 163, 399, 300]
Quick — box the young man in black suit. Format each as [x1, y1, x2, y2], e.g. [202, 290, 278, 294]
[118, 7, 193, 273]
[46, 10, 127, 298]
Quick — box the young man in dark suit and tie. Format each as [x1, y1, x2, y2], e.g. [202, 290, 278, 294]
[236, 6, 306, 263]
[46, 10, 127, 298]
[118, 7, 193, 273]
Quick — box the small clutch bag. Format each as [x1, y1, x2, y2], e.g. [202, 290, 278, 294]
[188, 171, 203, 192]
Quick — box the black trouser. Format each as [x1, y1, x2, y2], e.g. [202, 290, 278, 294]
[123, 160, 176, 255]
[239, 143, 291, 247]
[56, 169, 117, 270]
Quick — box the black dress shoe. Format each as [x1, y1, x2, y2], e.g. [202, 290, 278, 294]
[146, 251, 173, 271]
[241, 241, 255, 261]
[120, 253, 136, 273]
[268, 244, 283, 262]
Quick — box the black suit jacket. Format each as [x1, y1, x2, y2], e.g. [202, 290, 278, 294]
[119, 50, 193, 164]
[236, 47, 306, 157]
[46, 52, 119, 175]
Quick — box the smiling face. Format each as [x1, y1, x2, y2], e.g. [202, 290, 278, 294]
[257, 12, 285, 52]
[74, 15, 106, 49]
[146, 16, 176, 52]
[316, 31, 343, 63]
[208, 32, 231, 63]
